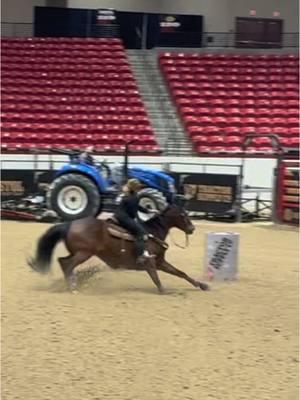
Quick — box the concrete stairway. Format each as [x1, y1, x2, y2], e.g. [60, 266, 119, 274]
[127, 49, 194, 156]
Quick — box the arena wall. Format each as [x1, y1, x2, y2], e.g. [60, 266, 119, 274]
[1, 154, 277, 190]
[2, 0, 299, 33]
[1, 0, 46, 23]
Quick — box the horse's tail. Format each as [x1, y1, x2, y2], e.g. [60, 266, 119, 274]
[28, 223, 70, 274]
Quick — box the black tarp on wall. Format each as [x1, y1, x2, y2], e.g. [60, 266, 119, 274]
[34, 7, 203, 48]
[34, 6, 90, 37]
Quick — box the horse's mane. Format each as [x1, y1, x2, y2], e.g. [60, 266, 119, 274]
[142, 209, 170, 240]
[143, 214, 165, 230]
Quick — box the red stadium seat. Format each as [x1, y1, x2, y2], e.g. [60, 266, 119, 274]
[1, 37, 159, 154]
[256, 126, 272, 135]
[287, 117, 299, 126]
[224, 136, 242, 145]
[289, 127, 300, 136]
[223, 126, 240, 136]
[196, 145, 211, 154]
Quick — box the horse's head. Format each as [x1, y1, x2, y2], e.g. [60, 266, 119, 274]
[164, 201, 195, 235]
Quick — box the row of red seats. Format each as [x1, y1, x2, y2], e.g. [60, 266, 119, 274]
[2, 56, 128, 65]
[2, 97, 297, 110]
[2, 95, 143, 105]
[1, 142, 160, 154]
[4, 70, 297, 80]
[2, 132, 156, 145]
[162, 66, 298, 74]
[160, 52, 298, 60]
[160, 59, 299, 68]
[2, 77, 136, 86]
[1, 122, 153, 133]
[169, 83, 298, 91]
[3, 48, 124, 56]
[1, 113, 149, 124]
[183, 116, 299, 126]
[176, 97, 299, 108]
[1, 39, 123, 51]
[0, 115, 287, 128]
[1, 104, 147, 115]
[3, 49, 125, 56]
[1, 44, 124, 53]
[2, 88, 139, 97]
[1, 109, 293, 121]
[172, 89, 298, 99]
[2, 73, 135, 81]
[3, 84, 297, 96]
[194, 144, 295, 155]
[2, 83, 137, 93]
[191, 135, 299, 147]
[3, 67, 297, 78]
[1, 71, 134, 80]
[180, 107, 299, 117]
[167, 69, 298, 78]
[1, 63, 131, 72]
[3, 77, 135, 85]
[187, 126, 298, 136]
[1, 44, 124, 52]
[167, 75, 298, 83]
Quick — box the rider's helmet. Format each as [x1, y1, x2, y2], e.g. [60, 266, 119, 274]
[126, 179, 144, 193]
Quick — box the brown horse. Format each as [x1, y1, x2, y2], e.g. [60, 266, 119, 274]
[28, 204, 209, 293]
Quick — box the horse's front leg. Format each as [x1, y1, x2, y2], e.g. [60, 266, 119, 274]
[145, 259, 166, 294]
[158, 261, 210, 291]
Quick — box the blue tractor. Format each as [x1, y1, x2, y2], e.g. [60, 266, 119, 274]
[47, 146, 176, 221]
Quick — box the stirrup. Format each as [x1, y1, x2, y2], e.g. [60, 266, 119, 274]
[143, 251, 156, 259]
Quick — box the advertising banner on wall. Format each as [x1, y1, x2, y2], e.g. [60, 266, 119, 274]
[96, 9, 116, 25]
[1, 170, 54, 200]
[173, 173, 238, 213]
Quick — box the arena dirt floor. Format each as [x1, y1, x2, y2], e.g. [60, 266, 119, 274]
[1, 219, 299, 400]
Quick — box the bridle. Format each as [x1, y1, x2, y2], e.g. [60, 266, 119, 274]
[169, 232, 190, 249]
[168, 209, 193, 249]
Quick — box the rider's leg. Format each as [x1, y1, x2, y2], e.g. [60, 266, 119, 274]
[115, 215, 152, 264]
[135, 223, 155, 264]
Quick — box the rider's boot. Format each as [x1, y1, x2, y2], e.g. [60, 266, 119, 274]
[136, 250, 156, 265]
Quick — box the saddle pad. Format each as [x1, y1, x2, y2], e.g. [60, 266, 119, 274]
[107, 226, 135, 241]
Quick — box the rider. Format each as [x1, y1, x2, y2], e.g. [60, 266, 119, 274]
[114, 178, 157, 265]
[79, 146, 95, 165]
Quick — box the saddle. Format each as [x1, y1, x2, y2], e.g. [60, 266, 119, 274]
[107, 217, 169, 250]
[107, 217, 135, 241]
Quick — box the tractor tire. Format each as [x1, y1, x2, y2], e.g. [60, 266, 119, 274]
[47, 173, 101, 221]
[137, 188, 168, 222]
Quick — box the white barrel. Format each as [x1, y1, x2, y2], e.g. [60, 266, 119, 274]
[204, 232, 239, 281]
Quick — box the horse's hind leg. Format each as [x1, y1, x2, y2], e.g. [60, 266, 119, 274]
[158, 261, 210, 291]
[58, 252, 91, 291]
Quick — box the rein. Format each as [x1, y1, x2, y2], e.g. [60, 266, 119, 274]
[169, 232, 189, 249]
[148, 234, 169, 250]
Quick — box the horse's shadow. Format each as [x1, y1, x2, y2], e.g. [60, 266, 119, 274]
[31, 265, 208, 296]
[32, 274, 200, 296]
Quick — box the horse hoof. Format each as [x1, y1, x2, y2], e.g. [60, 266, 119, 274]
[71, 289, 79, 295]
[199, 282, 210, 291]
